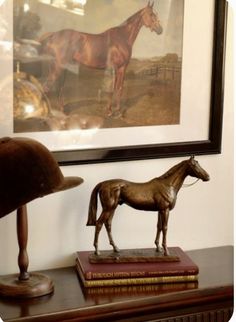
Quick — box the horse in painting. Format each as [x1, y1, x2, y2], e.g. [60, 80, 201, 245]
[87, 157, 210, 256]
[40, 1, 163, 116]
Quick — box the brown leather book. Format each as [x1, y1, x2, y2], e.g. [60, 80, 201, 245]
[76, 247, 198, 287]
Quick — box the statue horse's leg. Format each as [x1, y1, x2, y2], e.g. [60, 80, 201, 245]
[105, 210, 119, 253]
[161, 209, 170, 256]
[155, 211, 162, 253]
[93, 219, 103, 256]
[93, 208, 118, 255]
[93, 185, 120, 255]
[155, 209, 170, 256]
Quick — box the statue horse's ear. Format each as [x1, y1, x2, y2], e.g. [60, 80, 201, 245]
[190, 155, 195, 161]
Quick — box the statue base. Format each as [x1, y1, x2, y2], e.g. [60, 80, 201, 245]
[0, 272, 54, 298]
[89, 248, 180, 264]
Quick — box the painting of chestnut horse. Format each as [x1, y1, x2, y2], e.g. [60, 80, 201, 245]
[40, 1, 163, 116]
[87, 157, 210, 256]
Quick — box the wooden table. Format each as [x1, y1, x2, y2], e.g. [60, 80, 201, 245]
[0, 246, 233, 322]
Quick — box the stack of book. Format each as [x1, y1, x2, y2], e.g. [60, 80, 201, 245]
[76, 247, 198, 288]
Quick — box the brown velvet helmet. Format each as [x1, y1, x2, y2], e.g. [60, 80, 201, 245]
[0, 137, 83, 218]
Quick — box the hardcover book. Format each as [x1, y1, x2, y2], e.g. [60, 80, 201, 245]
[76, 247, 199, 288]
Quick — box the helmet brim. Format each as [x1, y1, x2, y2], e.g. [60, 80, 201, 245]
[53, 176, 84, 193]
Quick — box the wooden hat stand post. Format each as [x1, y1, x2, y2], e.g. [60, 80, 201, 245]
[0, 204, 53, 298]
[0, 136, 83, 299]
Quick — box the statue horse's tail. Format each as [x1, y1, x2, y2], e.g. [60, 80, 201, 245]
[87, 183, 102, 226]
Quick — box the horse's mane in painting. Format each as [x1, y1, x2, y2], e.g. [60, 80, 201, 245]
[119, 8, 144, 27]
[158, 161, 187, 180]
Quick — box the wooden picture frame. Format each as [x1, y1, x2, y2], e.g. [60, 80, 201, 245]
[5, 0, 227, 165]
[53, 0, 227, 165]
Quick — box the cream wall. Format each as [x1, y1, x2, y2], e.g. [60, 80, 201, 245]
[0, 5, 233, 275]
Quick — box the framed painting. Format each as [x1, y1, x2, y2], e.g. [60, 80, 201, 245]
[0, 0, 227, 164]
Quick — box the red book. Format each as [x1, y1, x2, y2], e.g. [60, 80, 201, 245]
[76, 247, 198, 288]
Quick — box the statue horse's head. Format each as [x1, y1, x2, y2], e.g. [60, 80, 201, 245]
[142, 1, 163, 35]
[186, 156, 210, 182]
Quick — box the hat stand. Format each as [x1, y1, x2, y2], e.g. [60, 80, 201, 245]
[0, 204, 54, 298]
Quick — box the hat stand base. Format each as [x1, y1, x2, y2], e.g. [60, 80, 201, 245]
[0, 272, 54, 298]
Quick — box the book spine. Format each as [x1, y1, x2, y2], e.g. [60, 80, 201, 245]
[76, 261, 198, 280]
[82, 275, 198, 288]
[85, 270, 198, 280]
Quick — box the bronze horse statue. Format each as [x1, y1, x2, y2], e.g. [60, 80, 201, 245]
[87, 157, 210, 256]
[40, 1, 163, 116]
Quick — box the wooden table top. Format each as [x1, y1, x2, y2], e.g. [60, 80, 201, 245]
[0, 246, 233, 322]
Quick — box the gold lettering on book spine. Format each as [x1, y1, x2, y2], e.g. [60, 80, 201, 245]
[90, 272, 131, 279]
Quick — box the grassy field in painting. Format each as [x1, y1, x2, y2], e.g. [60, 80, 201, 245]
[14, 57, 181, 132]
